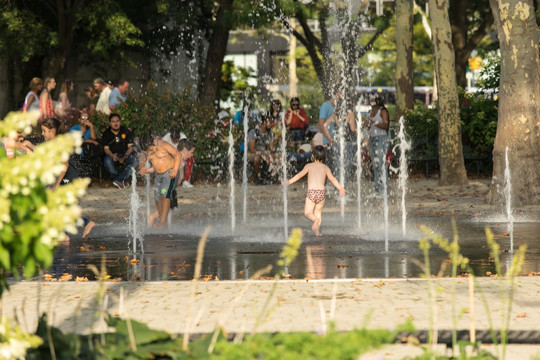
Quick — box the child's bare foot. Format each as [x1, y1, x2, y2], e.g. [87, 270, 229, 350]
[154, 221, 167, 229]
[82, 221, 95, 239]
[312, 218, 321, 236]
[148, 212, 159, 228]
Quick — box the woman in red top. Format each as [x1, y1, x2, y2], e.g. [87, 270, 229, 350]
[285, 97, 309, 142]
[39, 77, 56, 122]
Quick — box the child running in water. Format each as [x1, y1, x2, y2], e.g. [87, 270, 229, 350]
[284, 145, 345, 236]
[138, 135, 188, 228]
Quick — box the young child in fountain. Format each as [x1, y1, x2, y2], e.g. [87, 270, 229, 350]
[138, 135, 188, 228]
[284, 145, 346, 236]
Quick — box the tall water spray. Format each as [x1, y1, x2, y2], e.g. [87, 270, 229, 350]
[228, 124, 236, 232]
[504, 146, 514, 252]
[338, 112, 346, 222]
[355, 101, 364, 229]
[396, 116, 411, 236]
[129, 169, 144, 254]
[145, 172, 151, 226]
[281, 112, 288, 239]
[382, 164, 389, 252]
[242, 105, 249, 223]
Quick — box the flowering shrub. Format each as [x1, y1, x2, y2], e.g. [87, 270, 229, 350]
[0, 111, 88, 295]
[93, 83, 233, 180]
[0, 317, 42, 359]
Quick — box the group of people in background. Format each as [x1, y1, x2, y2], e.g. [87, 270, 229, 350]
[240, 90, 391, 199]
[11, 74, 394, 237]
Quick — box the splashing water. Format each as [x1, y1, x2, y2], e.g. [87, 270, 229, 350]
[145, 172, 151, 226]
[355, 101, 365, 230]
[242, 104, 249, 223]
[504, 146, 514, 253]
[338, 111, 346, 222]
[128, 169, 144, 254]
[281, 111, 288, 240]
[382, 164, 389, 252]
[228, 123, 236, 232]
[216, 183, 221, 201]
[396, 116, 411, 236]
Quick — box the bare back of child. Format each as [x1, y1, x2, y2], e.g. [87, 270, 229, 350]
[285, 145, 345, 236]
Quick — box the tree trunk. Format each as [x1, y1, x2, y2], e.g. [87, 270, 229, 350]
[43, 1, 78, 80]
[395, 0, 414, 121]
[198, 0, 234, 107]
[428, 0, 468, 186]
[289, 18, 298, 97]
[449, 0, 494, 88]
[486, 0, 540, 206]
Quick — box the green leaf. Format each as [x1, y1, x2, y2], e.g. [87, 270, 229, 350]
[0, 245, 11, 270]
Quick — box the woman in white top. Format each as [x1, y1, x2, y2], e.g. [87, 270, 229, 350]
[23, 77, 42, 112]
[367, 92, 390, 197]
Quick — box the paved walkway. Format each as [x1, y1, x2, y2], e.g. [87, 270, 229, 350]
[4, 277, 540, 358]
[5, 179, 540, 358]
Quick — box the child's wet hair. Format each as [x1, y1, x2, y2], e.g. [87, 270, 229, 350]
[312, 145, 326, 162]
[177, 138, 193, 151]
[139, 134, 154, 150]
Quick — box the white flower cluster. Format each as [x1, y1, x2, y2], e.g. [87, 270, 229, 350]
[0, 111, 88, 248]
[1, 111, 39, 140]
[0, 316, 43, 359]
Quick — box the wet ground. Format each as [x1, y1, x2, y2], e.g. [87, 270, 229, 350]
[50, 214, 540, 281]
[18, 178, 537, 282]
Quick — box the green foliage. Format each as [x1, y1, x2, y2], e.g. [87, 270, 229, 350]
[0, 112, 88, 296]
[93, 84, 231, 180]
[277, 228, 302, 275]
[219, 60, 258, 108]
[404, 101, 439, 159]
[27, 313, 395, 359]
[477, 52, 501, 91]
[0, 7, 53, 61]
[405, 90, 497, 161]
[458, 88, 498, 158]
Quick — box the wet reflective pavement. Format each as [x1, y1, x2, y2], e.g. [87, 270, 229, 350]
[24, 179, 539, 282]
[50, 215, 540, 281]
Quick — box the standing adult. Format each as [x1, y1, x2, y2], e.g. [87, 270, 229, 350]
[56, 79, 75, 126]
[22, 77, 42, 113]
[367, 92, 390, 197]
[101, 113, 137, 188]
[109, 79, 129, 112]
[323, 103, 357, 183]
[39, 77, 56, 121]
[93, 78, 112, 115]
[284, 97, 309, 142]
[318, 89, 341, 172]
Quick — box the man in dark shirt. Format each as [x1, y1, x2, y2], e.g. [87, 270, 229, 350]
[101, 113, 137, 188]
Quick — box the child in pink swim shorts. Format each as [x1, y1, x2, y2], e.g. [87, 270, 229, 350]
[284, 145, 346, 236]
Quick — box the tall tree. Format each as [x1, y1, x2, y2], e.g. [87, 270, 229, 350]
[448, 0, 494, 88]
[395, 0, 414, 121]
[282, 0, 389, 99]
[198, 0, 234, 106]
[0, 0, 144, 110]
[486, 0, 540, 206]
[428, 0, 468, 185]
